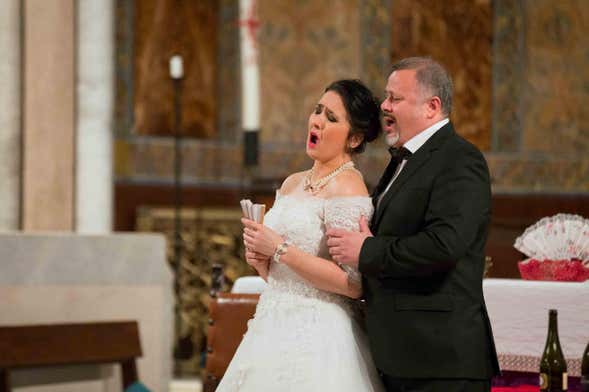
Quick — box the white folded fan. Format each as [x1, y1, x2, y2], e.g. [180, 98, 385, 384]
[514, 213, 589, 265]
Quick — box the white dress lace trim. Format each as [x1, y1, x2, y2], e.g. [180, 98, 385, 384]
[216, 192, 384, 392]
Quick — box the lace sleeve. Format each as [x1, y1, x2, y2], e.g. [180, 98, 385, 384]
[324, 197, 374, 286]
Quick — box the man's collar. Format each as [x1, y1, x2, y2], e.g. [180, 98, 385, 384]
[403, 118, 449, 154]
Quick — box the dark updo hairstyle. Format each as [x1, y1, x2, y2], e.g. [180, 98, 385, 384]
[324, 79, 382, 154]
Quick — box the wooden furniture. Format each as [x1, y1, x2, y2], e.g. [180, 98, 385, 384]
[115, 182, 278, 232]
[204, 293, 259, 392]
[203, 265, 261, 391]
[0, 321, 142, 392]
[116, 182, 589, 279]
[485, 193, 589, 278]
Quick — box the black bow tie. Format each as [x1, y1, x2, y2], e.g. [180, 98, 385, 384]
[371, 147, 413, 208]
[388, 146, 412, 163]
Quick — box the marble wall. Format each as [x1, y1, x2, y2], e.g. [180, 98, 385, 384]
[0, 0, 21, 230]
[133, 0, 218, 138]
[22, 0, 75, 230]
[0, 233, 172, 391]
[391, 0, 492, 151]
[489, 0, 588, 192]
[115, 0, 588, 193]
[115, 0, 390, 188]
[76, 0, 114, 233]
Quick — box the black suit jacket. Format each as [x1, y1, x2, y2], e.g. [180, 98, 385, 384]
[359, 122, 500, 379]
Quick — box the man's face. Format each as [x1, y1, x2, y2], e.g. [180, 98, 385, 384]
[380, 69, 428, 147]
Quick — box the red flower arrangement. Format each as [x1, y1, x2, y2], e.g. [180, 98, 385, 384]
[518, 258, 589, 282]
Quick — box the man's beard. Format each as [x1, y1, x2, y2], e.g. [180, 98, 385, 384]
[382, 112, 400, 146]
[385, 131, 400, 147]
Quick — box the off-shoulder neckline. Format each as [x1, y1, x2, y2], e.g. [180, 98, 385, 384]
[275, 190, 371, 202]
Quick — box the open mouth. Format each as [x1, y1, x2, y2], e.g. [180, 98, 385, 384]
[383, 115, 396, 128]
[308, 131, 319, 146]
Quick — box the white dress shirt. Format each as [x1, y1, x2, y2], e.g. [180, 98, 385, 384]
[377, 118, 449, 208]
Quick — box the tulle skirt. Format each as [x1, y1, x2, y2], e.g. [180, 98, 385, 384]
[216, 288, 384, 392]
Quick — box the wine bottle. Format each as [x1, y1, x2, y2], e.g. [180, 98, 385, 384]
[582, 341, 589, 392]
[540, 309, 568, 391]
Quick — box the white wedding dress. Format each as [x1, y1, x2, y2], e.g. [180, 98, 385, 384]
[216, 191, 384, 392]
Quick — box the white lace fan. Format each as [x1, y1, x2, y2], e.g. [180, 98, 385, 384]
[514, 213, 589, 265]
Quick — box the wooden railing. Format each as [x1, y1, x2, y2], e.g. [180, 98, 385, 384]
[0, 321, 142, 392]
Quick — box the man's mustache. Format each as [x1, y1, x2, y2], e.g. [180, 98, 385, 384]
[382, 112, 394, 121]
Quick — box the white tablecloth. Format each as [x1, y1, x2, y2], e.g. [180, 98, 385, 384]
[483, 278, 589, 376]
[231, 276, 267, 294]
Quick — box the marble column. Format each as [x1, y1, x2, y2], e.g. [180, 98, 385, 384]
[76, 0, 114, 233]
[22, 0, 75, 231]
[0, 0, 21, 230]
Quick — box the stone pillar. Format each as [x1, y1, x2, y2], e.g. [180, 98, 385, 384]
[22, 0, 75, 231]
[0, 0, 21, 230]
[76, 0, 114, 233]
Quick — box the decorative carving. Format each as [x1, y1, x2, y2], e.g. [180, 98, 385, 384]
[136, 206, 255, 375]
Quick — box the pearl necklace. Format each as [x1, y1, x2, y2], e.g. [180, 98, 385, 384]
[303, 161, 355, 195]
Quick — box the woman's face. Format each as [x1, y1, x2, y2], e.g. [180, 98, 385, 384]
[306, 91, 351, 164]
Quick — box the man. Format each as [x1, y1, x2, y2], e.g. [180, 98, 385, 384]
[327, 57, 500, 392]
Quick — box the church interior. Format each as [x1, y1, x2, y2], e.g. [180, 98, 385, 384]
[0, 0, 587, 391]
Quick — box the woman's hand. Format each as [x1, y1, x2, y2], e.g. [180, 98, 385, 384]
[242, 218, 284, 258]
[244, 248, 270, 279]
[244, 248, 269, 269]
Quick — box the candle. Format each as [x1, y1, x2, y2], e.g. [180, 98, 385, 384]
[239, 0, 260, 132]
[169, 55, 183, 79]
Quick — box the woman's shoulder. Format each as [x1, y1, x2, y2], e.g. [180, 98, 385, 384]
[324, 168, 369, 198]
[323, 170, 373, 223]
[278, 171, 308, 194]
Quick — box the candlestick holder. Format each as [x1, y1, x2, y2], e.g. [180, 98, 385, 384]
[169, 55, 192, 368]
[243, 130, 259, 167]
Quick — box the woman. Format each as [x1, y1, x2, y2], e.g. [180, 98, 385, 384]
[216, 80, 384, 391]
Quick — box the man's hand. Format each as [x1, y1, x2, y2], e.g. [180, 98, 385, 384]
[326, 215, 373, 267]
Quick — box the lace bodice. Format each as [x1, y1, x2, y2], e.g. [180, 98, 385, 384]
[217, 191, 384, 392]
[260, 191, 373, 305]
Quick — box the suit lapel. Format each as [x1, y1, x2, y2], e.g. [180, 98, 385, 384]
[372, 123, 455, 229]
[372, 150, 431, 228]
